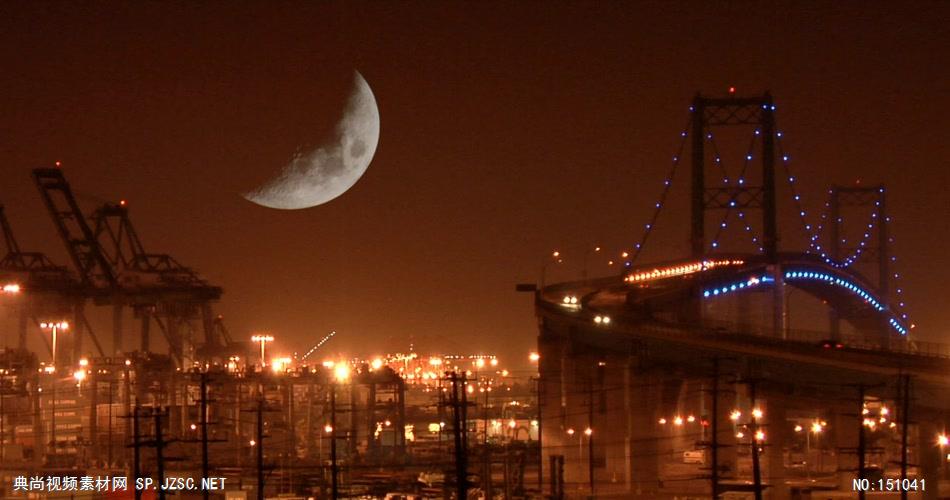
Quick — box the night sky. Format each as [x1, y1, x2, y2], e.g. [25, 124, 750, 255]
[1, 2, 948, 367]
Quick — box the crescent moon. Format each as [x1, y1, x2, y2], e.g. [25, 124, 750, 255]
[243, 71, 380, 209]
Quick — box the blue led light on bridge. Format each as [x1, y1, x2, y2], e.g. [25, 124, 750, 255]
[784, 269, 908, 335]
[707, 128, 762, 252]
[628, 114, 914, 336]
[628, 118, 691, 265]
[702, 275, 771, 298]
[889, 319, 908, 336]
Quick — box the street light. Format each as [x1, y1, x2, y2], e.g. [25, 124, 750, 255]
[250, 334, 274, 367]
[807, 420, 824, 479]
[39, 320, 68, 453]
[40, 321, 69, 372]
[1, 283, 21, 294]
[333, 363, 350, 383]
[582, 246, 602, 280]
[270, 357, 292, 374]
[540, 251, 564, 289]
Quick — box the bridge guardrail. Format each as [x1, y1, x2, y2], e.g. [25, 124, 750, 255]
[696, 318, 950, 359]
[538, 293, 950, 360]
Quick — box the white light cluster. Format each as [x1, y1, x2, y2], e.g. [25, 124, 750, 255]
[560, 295, 580, 309]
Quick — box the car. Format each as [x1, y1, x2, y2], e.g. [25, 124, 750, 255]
[820, 339, 844, 349]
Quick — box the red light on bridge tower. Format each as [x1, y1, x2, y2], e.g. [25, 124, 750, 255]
[728, 86, 736, 94]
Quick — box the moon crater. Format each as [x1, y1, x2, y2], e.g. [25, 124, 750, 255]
[244, 71, 380, 210]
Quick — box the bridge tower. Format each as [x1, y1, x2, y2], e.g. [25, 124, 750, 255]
[828, 184, 890, 338]
[689, 92, 778, 261]
[688, 92, 785, 334]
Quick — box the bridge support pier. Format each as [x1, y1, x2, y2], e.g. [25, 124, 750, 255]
[629, 372, 663, 497]
[538, 326, 566, 498]
[834, 402, 862, 491]
[600, 356, 631, 490]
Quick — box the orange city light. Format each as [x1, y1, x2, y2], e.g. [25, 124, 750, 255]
[625, 259, 745, 283]
[333, 363, 351, 382]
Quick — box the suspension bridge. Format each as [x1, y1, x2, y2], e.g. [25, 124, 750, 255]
[533, 92, 948, 500]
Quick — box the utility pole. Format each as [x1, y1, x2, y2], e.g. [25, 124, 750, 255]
[461, 372, 469, 469]
[449, 371, 468, 500]
[899, 374, 911, 500]
[0, 382, 6, 463]
[330, 382, 339, 500]
[552, 455, 564, 500]
[50, 374, 56, 456]
[200, 373, 210, 500]
[534, 375, 543, 495]
[587, 371, 595, 497]
[155, 409, 166, 500]
[286, 378, 295, 494]
[748, 380, 763, 500]
[257, 395, 264, 500]
[482, 380, 491, 499]
[178, 373, 225, 500]
[132, 401, 142, 500]
[241, 385, 273, 500]
[236, 380, 243, 487]
[132, 404, 142, 500]
[709, 358, 721, 500]
[107, 377, 114, 467]
[857, 384, 867, 500]
[0, 387, 3, 464]
[126, 407, 178, 500]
